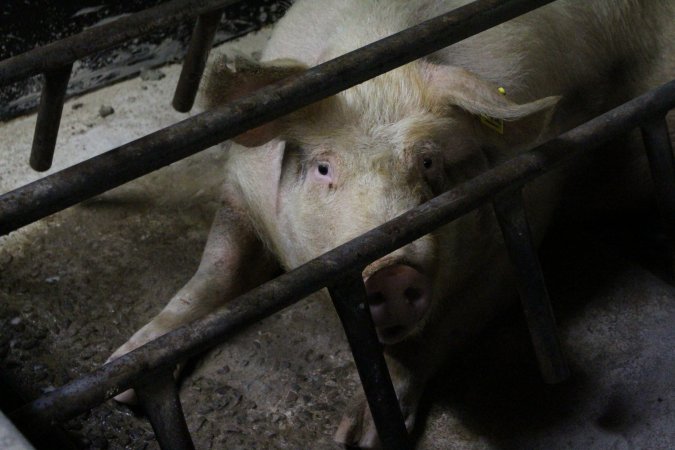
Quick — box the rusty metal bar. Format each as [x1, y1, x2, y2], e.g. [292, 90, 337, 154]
[641, 117, 675, 281]
[9, 80, 675, 428]
[172, 10, 224, 112]
[0, 370, 78, 449]
[328, 274, 410, 450]
[135, 371, 195, 450]
[29, 64, 73, 172]
[493, 189, 569, 383]
[0, 0, 560, 236]
[0, 0, 242, 87]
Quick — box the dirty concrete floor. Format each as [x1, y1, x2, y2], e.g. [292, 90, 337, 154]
[1, 27, 674, 450]
[0, 0, 288, 121]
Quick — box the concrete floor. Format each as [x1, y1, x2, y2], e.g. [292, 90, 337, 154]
[0, 0, 288, 121]
[1, 27, 674, 450]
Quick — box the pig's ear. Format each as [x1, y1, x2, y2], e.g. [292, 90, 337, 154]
[424, 64, 560, 148]
[202, 55, 309, 147]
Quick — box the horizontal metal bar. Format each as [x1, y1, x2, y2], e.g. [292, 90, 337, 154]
[172, 10, 224, 113]
[10, 79, 675, 427]
[0, 0, 559, 236]
[0, 0, 242, 87]
[136, 371, 195, 450]
[29, 64, 73, 172]
[328, 274, 410, 450]
[641, 117, 675, 281]
[493, 189, 569, 383]
[0, 370, 78, 448]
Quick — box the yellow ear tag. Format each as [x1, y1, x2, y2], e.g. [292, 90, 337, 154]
[480, 86, 506, 134]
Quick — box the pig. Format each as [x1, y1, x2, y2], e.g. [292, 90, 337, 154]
[108, 0, 674, 447]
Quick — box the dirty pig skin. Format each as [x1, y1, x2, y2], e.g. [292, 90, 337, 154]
[108, 0, 674, 447]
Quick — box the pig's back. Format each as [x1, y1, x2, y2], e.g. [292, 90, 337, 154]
[263, 0, 672, 103]
[261, 0, 473, 65]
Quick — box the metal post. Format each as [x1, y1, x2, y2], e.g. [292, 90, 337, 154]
[641, 117, 675, 282]
[328, 273, 410, 450]
[493, 189, 569, 384]
[172, 10, 223, 112]
[29, 64, 73, 171]
[135, 371, 195, 450]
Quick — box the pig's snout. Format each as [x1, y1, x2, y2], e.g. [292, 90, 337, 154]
[364, 264, 431, 344]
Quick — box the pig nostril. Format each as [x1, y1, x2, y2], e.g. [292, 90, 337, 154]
[404, 287, 422, 303]
[368, 292, 385, 305]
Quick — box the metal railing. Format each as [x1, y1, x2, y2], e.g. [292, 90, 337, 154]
[1, 0, 673, 449]
[0, 0, 242, 172]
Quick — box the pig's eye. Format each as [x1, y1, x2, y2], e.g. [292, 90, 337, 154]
[419, 153, 445, 195]
[310, 160, 334, 185]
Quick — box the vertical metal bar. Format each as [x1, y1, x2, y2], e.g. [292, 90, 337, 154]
[135, 371, 195, 450]
[493, 189, 569, 384]
[172, 10, 223, 112]
[641, 116, 675, 281]
[328, 273, 410, 450]
[29, 64, 73, 171]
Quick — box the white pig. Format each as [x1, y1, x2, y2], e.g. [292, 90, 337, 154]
[109, 0, 674, 447]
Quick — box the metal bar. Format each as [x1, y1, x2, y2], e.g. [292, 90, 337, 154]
[493, 189, 569, 383]
[10, 82, 675, 426]
[0, 370, 78, 449]
[135, 371, 196, 450]
[0, 0, 243, 87]
[29, 64, 73, 172]
[328, 274, 410, 450]
[0, 0, 561, 236]
[172, 10, 224, 112]
[641, 117, 675, 281]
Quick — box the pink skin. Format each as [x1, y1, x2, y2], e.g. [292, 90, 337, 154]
[364, 264, 432, 344]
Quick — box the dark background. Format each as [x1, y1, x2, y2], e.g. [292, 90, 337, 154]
[0, 0, 289, 121]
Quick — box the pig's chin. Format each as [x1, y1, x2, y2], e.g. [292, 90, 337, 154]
[375, 325, 412, 345]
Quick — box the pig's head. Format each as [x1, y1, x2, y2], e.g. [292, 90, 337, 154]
[204, 56, 559, 344]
